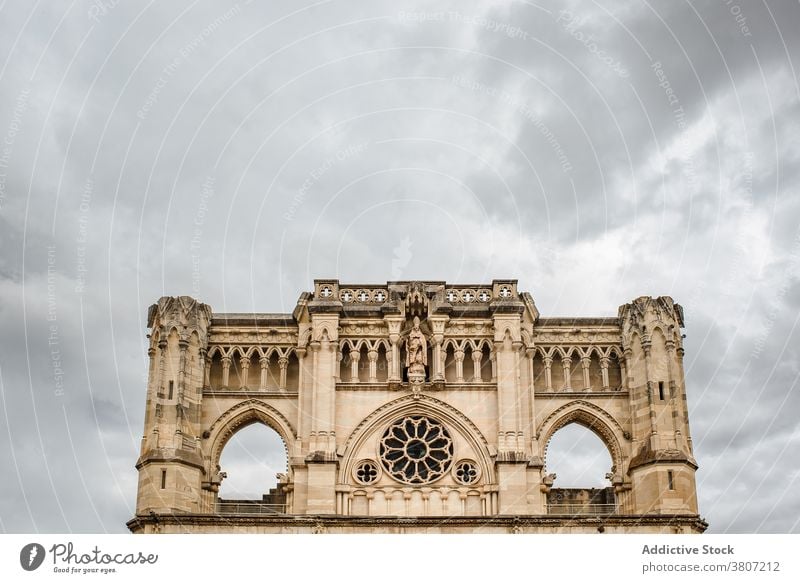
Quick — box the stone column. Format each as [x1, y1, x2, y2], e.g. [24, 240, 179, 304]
[259, 355, 269, 389]
[619, 357, 627, 391]
[543, 356, 553, 391]
[202, 350, 211, 388]
[367, 349, 378, 382]
[562, 356, 572, 391]
[581, 355, 591, 392]
[641, 338, 659, 448]
[600, 357, 610, 389]
[177, 338, 189, 396]
[431, 337, 443, 381]
[471, 349, 483, 382]
[429, 317, 448, 382]
[386, 317, 403, 383]
[493, 323, 527, 514]
[350, 350, 360, 383]
[676, 346, 693, 452]
[221, 356, 231, 388]
[147, 346, 157, 392]
[623, 347, 634, 390]
[157, 338, 168, 393]
[454, 349, 465, 382]
[664, 338, 681, 446]
[309, 340, 320, 449]
[239, 355, 250, 388]
[278, 356, 289, 389]
[296, 347, 306, 386]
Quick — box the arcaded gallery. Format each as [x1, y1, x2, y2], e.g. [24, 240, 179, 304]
[128, 280, 705, 533]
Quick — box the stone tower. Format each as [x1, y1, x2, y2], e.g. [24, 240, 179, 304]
[619, 296, 698, 515]
[135, 296, 211, 515]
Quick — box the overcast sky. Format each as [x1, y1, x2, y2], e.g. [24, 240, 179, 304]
[0, 0, 798, 534]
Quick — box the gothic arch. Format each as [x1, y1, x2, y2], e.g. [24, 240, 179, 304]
[584, 346, 604, 358]
[442, 338, 463, 351]
[521, 328, 532, 348]
[206, 399, 297, 474]
[339, 394, 494, 485]
[538, 400, 627, 474]
[228, 345, 246, 360]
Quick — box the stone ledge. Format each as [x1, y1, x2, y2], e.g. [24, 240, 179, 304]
[127, 513, 708, 534]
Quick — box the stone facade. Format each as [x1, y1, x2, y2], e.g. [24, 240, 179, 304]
[127, 280, 706, 534]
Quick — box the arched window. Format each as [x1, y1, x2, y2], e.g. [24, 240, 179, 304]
[463, 345, 475, 382]
[444, 344, 457, 383]
[209, 352, 224, 388]
[285, 352, 300, 390]
[480, 344, 492, 381]
[550, 353, 565, 389]
[357, 345, 369, 383]
[247, 352, 260, 389]
[545, 424, 615, 515]
[376, 344, 389, 382]
[607, 352, 623, 389]
[217, 423, 288, 514]
[340, 344, 352, 382]
[228, 352, 244, 388]
[588, 352, 603, 390]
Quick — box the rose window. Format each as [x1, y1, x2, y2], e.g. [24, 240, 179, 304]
[379, 416, 454, 484]
[354, 460, 380, 485]
[453, 460, 480, 485]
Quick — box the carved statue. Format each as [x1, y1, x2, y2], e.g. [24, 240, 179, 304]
[405, 316, 428, 378]
[212, 464, 227, 485]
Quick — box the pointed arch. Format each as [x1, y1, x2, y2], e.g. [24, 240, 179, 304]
[206, 399, 297, 473]
[538, 401, 627, 474]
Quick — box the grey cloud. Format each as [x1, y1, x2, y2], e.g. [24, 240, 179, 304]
[0, 0, 798, 533]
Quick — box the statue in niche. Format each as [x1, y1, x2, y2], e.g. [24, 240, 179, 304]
[405, 316, 428, 382]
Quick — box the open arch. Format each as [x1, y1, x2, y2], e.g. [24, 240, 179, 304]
[544, 422, 617, 515]
[206, 400, 297, 473]
[545, 424, 613, 486]
[218, 423, 288, 501]
[538, 401, 626, 475]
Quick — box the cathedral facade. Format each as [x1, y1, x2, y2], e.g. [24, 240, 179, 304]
[127, 280, 705, 533]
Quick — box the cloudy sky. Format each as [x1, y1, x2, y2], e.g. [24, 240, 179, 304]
[0, 0, 798, 534]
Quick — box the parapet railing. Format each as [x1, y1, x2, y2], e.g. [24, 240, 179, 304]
[216, 502, 287, 515]
[546, 503, 617, 516]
